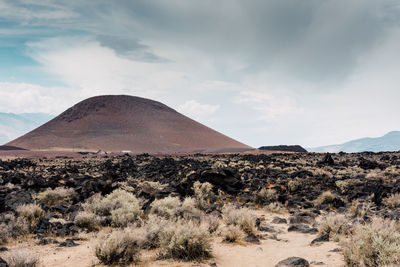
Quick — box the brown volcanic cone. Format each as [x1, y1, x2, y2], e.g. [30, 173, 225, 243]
[7, 95, 251, 153]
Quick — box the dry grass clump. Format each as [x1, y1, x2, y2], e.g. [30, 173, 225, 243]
[0, 214, 29, 244]
[4, 250, 39, 267]
[342, 217, 400, 266]
[159, 220, 212, 261]
[220, 224, 244, 243]
[16, 203, 44, 223]
[222, 205, 255, 234]
[254, 188, 278, 205]
[36, 187, 76, 206]
[192, 181, 216, 210]
[314, 191, 336, 206]
[318, 214, 352, 241]
[347, 200, 371, 218]
[382, 193, 400, 208]
[74, 211, 101, 231]
[95, 229, 143, 265]
[150, 196, 181, 219]
[81, 189, 143, 227]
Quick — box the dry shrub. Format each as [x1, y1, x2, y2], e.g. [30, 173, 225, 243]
[220, 224, 244, 243]
[137, 215, 170, 249]
[82, 189, 142, 227]
[318, 214, 352, 241]
[202, 215, 220, 234]
[222, 205, 255, 234]
[159, 220, 212, 261]
[150, 196, 181, 219]
[95, 229, 143, 265]
[4, 250, 39, 267]
[383, 193, 400, 208]
[180, 197, 203, 219]
[74, 211, 100, 231]
[16, 203, 44, 223]
[192, 181, 216, 210]
[36, 187, 76, 206]
[254, 188, 278, 205]
[347, 201, 371, 219]
[342, 217, 400, 266]
[315, 191, 336, 206]
[288, 179, 302, 192]
[0, 214, 29, 244]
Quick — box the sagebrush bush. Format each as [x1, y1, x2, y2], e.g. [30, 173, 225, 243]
[192, 181, 216, 210]
[150, 196, 181, 219]
[4, 250, 39, 267]
[0, 214, 29, 244]
[82, 189, 143, 227]
[16, 203, 44, 223]
[254, 188, 278, 205]
[342, 217, 400, 266]
[288, 179, 301, 192]
[220, 224, 243, 243]
[95, 230, 143, 265]
[137, 215, 170, 249]
[318, 214, 352, 241]
[36, 187, 76, 206]
[74, 211, 100, 231]
[159, 220, 212, 261]
[383, 193, 400, 208]
[315, 191, 336, 206]
[180, 197, 203, 219]
[222, 205, 255, 234]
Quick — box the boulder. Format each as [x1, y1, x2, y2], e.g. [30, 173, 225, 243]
[275, 257, 309, 267]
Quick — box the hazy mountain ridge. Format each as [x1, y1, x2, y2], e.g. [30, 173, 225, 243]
[309, 131, 400, 153]
[0, 113, 54, 145]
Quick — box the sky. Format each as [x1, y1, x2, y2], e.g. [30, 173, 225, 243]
[0, 0, 400, 148]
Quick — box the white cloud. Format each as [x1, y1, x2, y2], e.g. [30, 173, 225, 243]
[177, 100, 220, 117]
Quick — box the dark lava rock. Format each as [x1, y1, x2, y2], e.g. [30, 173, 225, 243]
[0, 257, 8, 267]
[311, 234, 329, 245]
[329, 248, 341, 253]
[245, 233, 261, 244]
[289, 215, 315, 225]
[38, 238, 59, 245]
[0, 247, 7, 252]
[318, 154, 334, 166]
[272, 217, 287, 224]
[310, 261, 326, 265]
[259, 145, 307, 153]
[287, 224, 318, 234]
[275, 257, 310, 267]
[4, 191, 33, 212]
[59, 239, 77, 247]
[359, 158, 383, 170]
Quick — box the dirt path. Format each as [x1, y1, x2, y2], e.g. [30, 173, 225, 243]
[0, 213, 344, 267]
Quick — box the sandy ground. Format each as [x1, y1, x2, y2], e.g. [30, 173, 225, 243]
[0, 212, 344, 267]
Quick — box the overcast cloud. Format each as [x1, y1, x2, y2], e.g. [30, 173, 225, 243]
[0, 0, 399, 147]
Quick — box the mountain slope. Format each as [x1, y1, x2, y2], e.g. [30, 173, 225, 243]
[0, 113, 54, 145]
[309, 131, 400, 153]
[7, 95, 252, 153]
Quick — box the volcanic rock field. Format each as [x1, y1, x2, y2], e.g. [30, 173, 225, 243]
[1, 152, 400, 266]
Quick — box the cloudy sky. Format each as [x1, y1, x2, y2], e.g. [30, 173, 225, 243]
[0, 0, 400, 148]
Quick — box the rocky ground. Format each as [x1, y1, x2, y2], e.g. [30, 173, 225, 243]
[0, 152, 399, 266]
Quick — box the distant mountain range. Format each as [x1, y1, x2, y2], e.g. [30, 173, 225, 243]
[309, 131, 400, 153]
[0, 113, 54, 145]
